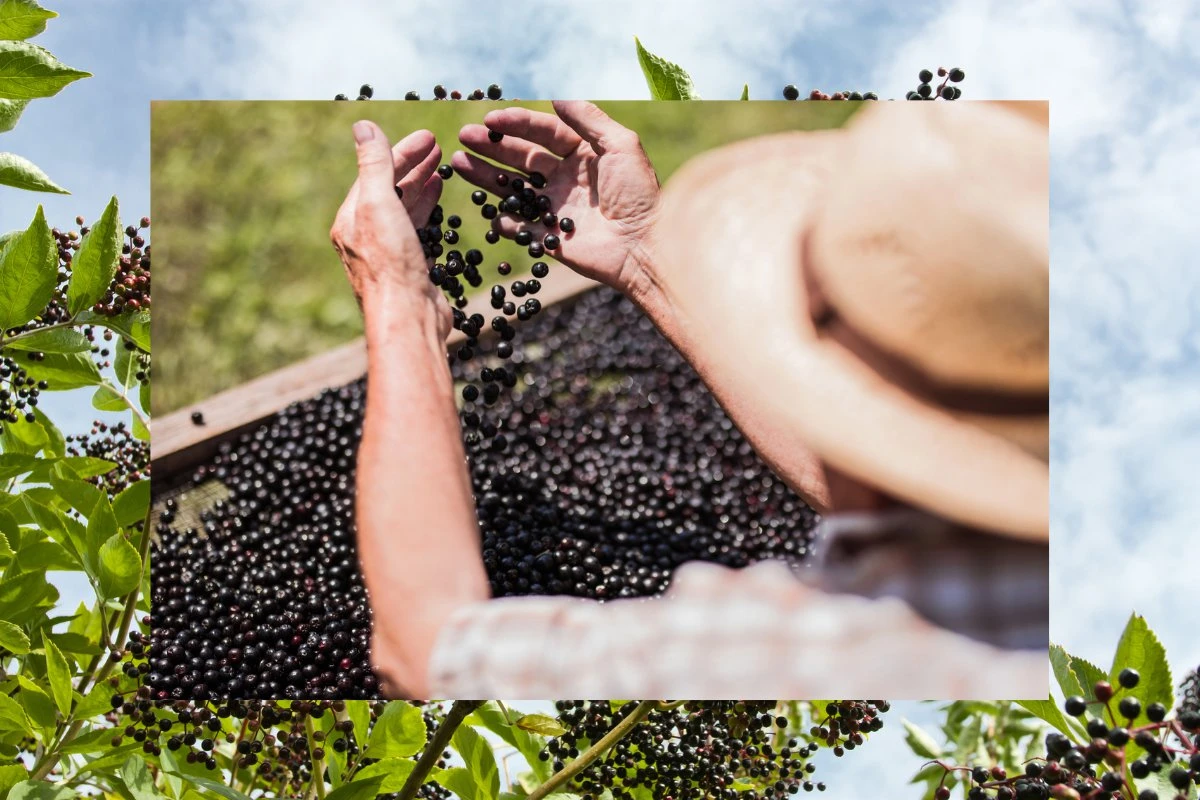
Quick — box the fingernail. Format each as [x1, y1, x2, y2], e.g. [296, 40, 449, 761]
[353, 121, 373, 143]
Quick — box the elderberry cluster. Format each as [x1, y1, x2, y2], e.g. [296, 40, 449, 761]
[335, 82, 506, 101]
[152, 287, 819, 697]
[106, 692, 450, 800]
[782, 66, 964, 101]
[65, 419, 149, 496]
[1, 216, 150, 432]
[931, 668, 1200, 800]
[542, 701, 885, 800]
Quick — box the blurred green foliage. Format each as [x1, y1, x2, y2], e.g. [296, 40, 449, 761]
[151, 100, 857, 413]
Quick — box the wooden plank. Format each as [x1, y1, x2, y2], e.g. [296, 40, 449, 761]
[151, 269, 601, 484]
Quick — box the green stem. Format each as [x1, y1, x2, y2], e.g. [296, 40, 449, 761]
[0, 319, 80, 349]
[29, 502, 153, 782]
[396, 701, 484, 800]
[527, 701, 657, 800]
[306, 714, 328, 800]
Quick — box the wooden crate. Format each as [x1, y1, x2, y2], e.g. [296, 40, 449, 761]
[151, 270, 600, 489]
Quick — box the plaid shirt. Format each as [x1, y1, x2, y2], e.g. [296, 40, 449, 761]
[428, 510, 1048, 699]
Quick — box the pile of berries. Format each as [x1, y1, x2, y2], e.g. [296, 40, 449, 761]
[929, 668, 1200, 800]
[65, 418, 149, 496]
[335, 83, 506, 101]
[782, 66, 964, 101]
[151, 287, 819, 697]
[543, 701, 886, 799]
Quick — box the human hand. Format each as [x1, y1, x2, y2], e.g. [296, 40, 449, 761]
[331, 122, 450, 338]
[451, 101, 661, 297]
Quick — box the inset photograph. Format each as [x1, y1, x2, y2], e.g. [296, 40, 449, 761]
[149, 99, 1048, 700]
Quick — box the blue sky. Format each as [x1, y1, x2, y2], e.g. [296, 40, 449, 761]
[3, 0, 1199, 796]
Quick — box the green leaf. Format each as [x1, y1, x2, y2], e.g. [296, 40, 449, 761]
[365, 700, 426, 759]
[0, 203, 54, 330]
[453, 723, 500, 800]
[92, 382, 129, 412]
[59, 456, 116, 478]
[49, 466, 104, 516]
[0, 619, 29, 653]
[345, 700, 370, 750]
[437, 767, 497, 800]
[0, 417, 45, 454]
[0, 97, 26, 131]
[0, 40, 88, 99]
[165, 773, 252, 800]
[0, 692, 32, 736]
[113, 479, 149, 528]
[0, 569, 55, 625]
[0, 1, 56, 41]
[326, 776, 387, 800]
[901, 719, 941, 759]
[72, 681, 121, 723]
[469, 702, 550, 782]
[7, 781, 75, 800]
[20, 350, 102, 390]
[739, 84, 749, 100]
[122, 755, 164, 800]
[1050, 643, 1086, 702]
[0, 764, 28, 797]
[31, 406, 61, 457]
[75, 309, 149, 352]
[84, 492, 117, 576]
[514, 713, 568, 737]
[114, 342, 139, 388]
[1070, 655, 1109, 698]
[133, 410, 149, 441]
[633, 37, 699, 100]
[351, 758, 415, 794]
[68, 195, 120, 314]
[1108, 613, 1173, 719]
[97, 533, 140, 599]
[4, 327, 89, 353]
[41, 631, 71, 716]
[13, 677, 54, 734]
[0, 151, 67, 193]
[0, 453, 35, 481]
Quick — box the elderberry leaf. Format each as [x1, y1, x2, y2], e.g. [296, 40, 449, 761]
[113, 478, 149, 528]
[0, 618, 29, 653]
[0, 151, 67, 193]
[31, 405, 61, 455]
[3, 326, 90, 353]
[40, 630, 71, 716]
[0, 0, 56, 41]
[120, 755, 164, 800]
[364, 700, 426, 759]
[0, 98, 28, 132]
[901, 719, 941, 759]
[91, 382, 127, 412]
[7, 781, 75, 800]
[96, 532, 139, 599]
[0, 203, 55, 330]
[326, 775, 387, 800]
[0, 765, 25, 797]
[76, 309, 150, 352]
[0, 414, 46, 453]
[634, 37, 699, 100]
[1109, 613, 1173, 720]
[739, 83, 749, 100]
[114, 341, 138, 387]
[436, 767, 496, 800]
[164, 773, 253, 800]
[1016, 699, 1075, 738]
[514, 713, 569, 737]
[348, 758, 414, 793]
[0, 40, 88, 99]
[468, 702, 551, 782]
[0, 452, 36, 481]
[20, 350, 102, 390]
[0, 691, 33, 736]
[67, 195, 121, 315]
[453, 722, 500, 800]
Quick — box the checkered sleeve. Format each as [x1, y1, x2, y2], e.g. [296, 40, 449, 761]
[427, 560, 1048, 699]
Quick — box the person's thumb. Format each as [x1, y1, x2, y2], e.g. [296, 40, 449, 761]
[352, 120, 395, 200]
[553, 100, 636, 153]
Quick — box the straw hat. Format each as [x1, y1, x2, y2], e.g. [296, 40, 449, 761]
[652, 101, 1048, 541]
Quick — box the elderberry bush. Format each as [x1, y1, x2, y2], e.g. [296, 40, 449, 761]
[926, 668, 1200, 800]
[543, 701, 887, 800]
[783, 65, 965, 101]
[151, 287, 818, 698]
[335, 82, 507, 101]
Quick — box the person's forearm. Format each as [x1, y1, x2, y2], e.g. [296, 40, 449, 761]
[623, 249, 834, 513]
[356, 287, 490, 697]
